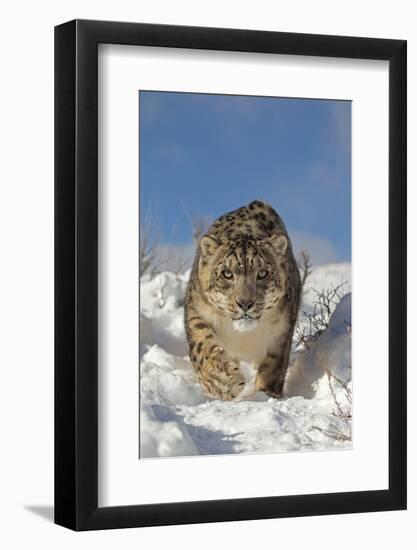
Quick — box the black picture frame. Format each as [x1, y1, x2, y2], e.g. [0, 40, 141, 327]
[55, 19, 407, 531]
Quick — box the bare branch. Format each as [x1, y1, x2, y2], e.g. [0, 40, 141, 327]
[294, 281, 348, 350]
[139, 209, 161, 277]
[191, 214, 212, 244]
[180, 200, 212, 244]
[297, 250, 313, 291]
[314, 351, 352, 441]
[311, 424, 351, 442]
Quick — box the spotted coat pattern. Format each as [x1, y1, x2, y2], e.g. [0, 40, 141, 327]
[184, 200, 301, 400]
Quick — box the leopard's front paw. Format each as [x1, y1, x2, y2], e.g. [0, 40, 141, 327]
[200, 352, 245, 401]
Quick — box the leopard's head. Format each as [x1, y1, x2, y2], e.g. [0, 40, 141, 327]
[198, 234, 288, 331]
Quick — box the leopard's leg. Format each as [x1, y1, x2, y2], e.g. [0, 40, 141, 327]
[186, 313, 245, 400]
[255, 339, 291, 398]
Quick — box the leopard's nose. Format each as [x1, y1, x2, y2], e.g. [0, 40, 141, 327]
[236, 298, 255, 312]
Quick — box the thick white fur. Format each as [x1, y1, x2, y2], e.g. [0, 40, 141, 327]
[234, 361, 258, 400]
[232, 317, 258, 332]
[212, 314, 287, 366]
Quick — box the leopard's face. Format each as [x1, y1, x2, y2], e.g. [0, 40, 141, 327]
[198, 234, 288, 331]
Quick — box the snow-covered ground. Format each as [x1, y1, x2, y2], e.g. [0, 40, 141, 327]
[140, 263, 352, 458]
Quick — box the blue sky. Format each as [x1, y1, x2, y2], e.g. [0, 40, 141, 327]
[140, 91, 351, 265]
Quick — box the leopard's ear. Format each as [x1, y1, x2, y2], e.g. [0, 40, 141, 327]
[263, 234, 287, 256]
[200, 234, 219, 257]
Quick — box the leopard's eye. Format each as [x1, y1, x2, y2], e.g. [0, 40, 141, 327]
[222, 269, 234, 280]
[258, 269, 269, 280]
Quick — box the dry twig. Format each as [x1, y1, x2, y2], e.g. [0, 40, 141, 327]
[312, 352, 352, 441]
[297, 250, 313, 292]
[294, 281, 348, 350]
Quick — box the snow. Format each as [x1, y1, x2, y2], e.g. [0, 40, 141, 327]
[140, 263, 352, 458]
[285, 293, 352, 398]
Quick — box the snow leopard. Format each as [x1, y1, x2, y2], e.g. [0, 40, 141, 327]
[184, 200, 301, 401]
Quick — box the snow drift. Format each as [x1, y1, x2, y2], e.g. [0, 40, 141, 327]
[140, 263, 351, 458]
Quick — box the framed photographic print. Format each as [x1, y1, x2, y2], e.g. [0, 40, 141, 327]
[55, 20, 407, 530]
